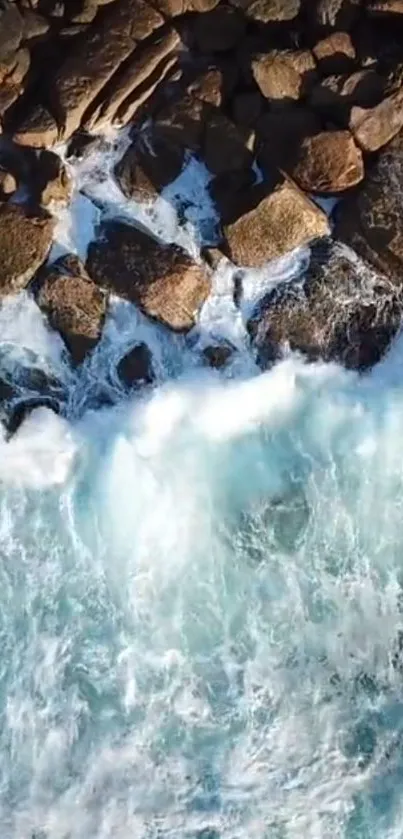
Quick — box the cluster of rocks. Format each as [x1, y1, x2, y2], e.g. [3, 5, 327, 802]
[1, 0, 403, 425]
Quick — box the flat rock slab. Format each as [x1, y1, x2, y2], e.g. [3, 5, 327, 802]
[350, 88, 403, 152]
[0, 204, 54, 295]
[291, 130, 364, 193]
[36, 254, 107, 364]
[223, 176, 330, 268]
[248, 240, 403, 371]
[335, 128, 403, 278]
[86, 221, 210, 331]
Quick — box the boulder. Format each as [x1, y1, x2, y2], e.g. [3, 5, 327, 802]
[367, 1, 403, 13]
[36, 254, 107, 364]
[312, 31, 356, 75]
[0, 204, 54, 295]
[117, 343, 154, 387]
[203, 110, 253, 175]
[349, 88, 403, 151]
[192, 6, 245, 52]
[202, 342, 233, 367]
[252, 50, 317, 105]
[49, 0, 164, 140]
[229, 0, 300, 23]
[232, 91, 263, 127]
[291, 130, 364, 193]
[223, 175, 330, 267]
[0, 168, 17, 200]
[21, 9, 50, 41]
[208, 167, 257, 223]
[115, 133, 184, 200]
[313, 0, 361, 28]
[86, 221, 210, 331]
[153, 93, 207, 152]
[335, 128, 403, 278]
[248, 240, 403, 371]
[13, 103, 59, 148]
[6, 397, 61, 437]
[309, 69, 386, 123]
[84, 27, 181, 130]
[187, 68, 228, 107]
[150, 0, 219, 15]
[33, 150, 72, 206]
[0, 3, 23, 62]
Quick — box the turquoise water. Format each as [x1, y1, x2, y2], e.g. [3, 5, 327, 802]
[2, 307, 403, 838]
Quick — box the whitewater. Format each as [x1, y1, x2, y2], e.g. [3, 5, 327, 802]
[1, 131, 403, 839]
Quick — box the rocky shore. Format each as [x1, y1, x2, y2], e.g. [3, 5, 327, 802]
[1, 0, 403, 428]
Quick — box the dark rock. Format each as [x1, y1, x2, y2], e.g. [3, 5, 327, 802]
[115, 133, 184, 201]
[229, 0, 300, 24]
[223, 175, 330, 267]
[232, 91, 263, 127]
[252, 50, 317, 105]
[0, 3, 23, 62]
[313, 31, 356, 75]
[248, 240, 403, 371]
[187, 68, 227, 107]
[6, 396, 60, 437]
[21, 9, 50, 42]
[36, 254, 107, 364]
[13, 103, 59, 147]
[117, 342, 154, 387]
[0, 379, 15, 404]
[86, 221, 210, 332]
[69, 0, 99, 23]
[208, 167, 257, 223]
[202, 342, 233, 367]
[203, 110, 253, 175]
[150, 0, 219, 15]
[192, 6, 245, 52]
[257, 106, 322, 172]
[0, 203, 54, 295]
[291, 129, 364, 193]
[309, 69, 386, 123]
[0, 168, 17, 200]
[153, 93, 207, 152]
[349, 88, 403, 151]
[367, 1, 403, 14]
[34, 150, 72, 206]
[66, 131, 104, 160]
[312, 0, 361, 29]
[335, 128, 403, 278]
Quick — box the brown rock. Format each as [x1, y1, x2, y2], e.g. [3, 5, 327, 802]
[21, 9, 50, 41]
[0, 169, 17, 200]
[313, 0, 361, 29]
[249, 240, 402, 371]
[115, 133, 184, 200]
[36, 255, 107, 364]
[153, 93, 207, 152]
[252, 50, 316, 104]
[84, 27, 181, 130]
[117, 343, 154, 387]
[257, 107, 321, 172]
[0, 3, 23, 62]
[13, 103, 59, 147]
[139, 0, 219, 15]
[335, 128, 403, 278]
[367, 1, 403, 13]
[0, 204, 54, 295]
[291, 130, 364, 193]
[50, 0, 164, 140]
[70, 0, 99, 23]
[350, 87, 403, 152]
[313, 31, 356, 75]
[114, 55, 179, 126]
[86, 221, 210, 331]
[229, 0, 300, 23]
[187, 68, 226, 107]
[223, 175, 330, 268]
[203, 110, 253, 175]
[192, 6, 245, 52]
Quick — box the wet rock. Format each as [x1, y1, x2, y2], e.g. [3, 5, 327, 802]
[86, 221, 210, 332]
[6, 396, 61, 437]
[202, 342, 234, 367]
[153, 93, 207, 152]
[34, 150, 72, 206]
[84, 26, 181, 130]
[0, 168, 17, 200]
[335, 128, 403, 278]
[0, 379, 15, 404]
[49, 0, 164, 140]
[117, 342, 154, 387]
[257, 106, 322, 172]
[208, 167, 257, 223]
[251, 50, 317, 105]
[291, 130, 364, 193]
[66, 130, 104, 160]
[313, 31, 356, 75]
[229, 0, 300, 24]
[248, 240, 403, 371]
[0, 204, 54, 295]
[192, 6, 245, 52]
[203, 110, 253, 175]
[313, 0, 361, 29]
[223, 175, 330, 267]
[349, 88, 403, 151]
[36, 254, 107, 364]
[13, 103, 59, 148]
[115, 133, 184, 201]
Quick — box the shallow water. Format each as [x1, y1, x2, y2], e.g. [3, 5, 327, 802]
[1, 135, 403, 839]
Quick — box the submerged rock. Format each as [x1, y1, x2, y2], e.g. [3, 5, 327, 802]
[86, 221, 210, 332]
[202, 342, 234, 368]
[5, 396, 61, 437]
[0, 204, 54, 295]
[248, 240, 403, 371]
[36, 254, 107, 365]
[117, 343, 154, 387]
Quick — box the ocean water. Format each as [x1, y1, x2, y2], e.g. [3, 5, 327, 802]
[1, 134, 403, 839]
